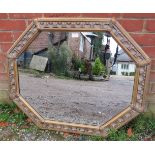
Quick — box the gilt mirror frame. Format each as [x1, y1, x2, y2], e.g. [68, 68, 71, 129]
[7, 18, 151, 137]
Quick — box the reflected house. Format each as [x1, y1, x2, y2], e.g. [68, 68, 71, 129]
[17, 32, 50, 67]
[17, 32, 92, 68]
[67, 32, 92, 60]
[17, 32, 67, 68]
[112, 49, 136, 76]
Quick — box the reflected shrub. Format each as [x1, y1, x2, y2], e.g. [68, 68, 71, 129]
[110, 71, 116, 75]
[121, 72, 125, 75]
[71, 54, 81, 71]
[80, 60, 87, 74]
[80, 59, 92, 75]
[130, 72, 135, 76]
[92, 57, 105, 75]
[48, 41, 72, 75]
[122, 72, 135, 76]
[125, 72, 128, 76]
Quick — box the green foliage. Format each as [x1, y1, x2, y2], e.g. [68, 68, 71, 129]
[1, 102, 155, 141]
[79, 59, 92, 75]
[106, 128, 129, 141]
[8, 112, 27, 125]
[121, 72, 125, 75]
[122, 72, 135, 76]
[106, 114, 155, 141]
[48, 41, 72, 75]
[87, 114, 155, 141]
[71, 55, 82, 71]
[130, 72, 135, 76]
[0, 113, 10, 122]
[0, 102, 27, 126]
[80, 60, 86, 74]
[125, 72, 128, 76]
[92, 57, 105, 75]
[127, 114, 155, 133]
[122, 72, 129, 76]
[88, 135, 104, 141]
[93, 32, 104, 57]
[110, 70, 116, 75]
[0, 102, 17, 113]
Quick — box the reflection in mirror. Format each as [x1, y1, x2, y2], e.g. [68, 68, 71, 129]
[17, 31, 136, 126]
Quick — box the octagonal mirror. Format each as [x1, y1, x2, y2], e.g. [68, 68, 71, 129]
[8, 18, 151, 137]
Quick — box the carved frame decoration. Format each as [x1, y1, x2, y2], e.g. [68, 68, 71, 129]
[7, 18, 151, 137]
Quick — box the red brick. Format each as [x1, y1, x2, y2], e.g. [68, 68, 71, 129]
[118, 20, 144, 32]
[12, 31, 23, 41]
[151, 60, 155, 70]
[0, 13, 8, 19]
[0, 32, 13, 42]
[149, 72, 155, 81]
[0, 73, 8, 81]
[0, 43, 13, 53]
[27, 32, 49, 52]
[145, 20, 155, 32]
[122, 13, 155, 18]
[0, 20, 26, 31]
[131, 34, 155, 46]
[9, 13, 43, 19]
[0, 53, 7, 63]
[150, 83, 155, 93]
[0, 63, 6, 73]
[27, 20, 33, 25]
[81, 13, 120, 18]
[0, 80, 9, 90]
[142, 46, 155, 58]
[43, 13, 81, 18]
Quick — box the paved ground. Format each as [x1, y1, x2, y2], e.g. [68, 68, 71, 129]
[19, 73, 134, 126]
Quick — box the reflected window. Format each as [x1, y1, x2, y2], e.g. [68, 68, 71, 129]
[121, 64, 129, 70]
[79, 35, 84, 52]
[71, 32, 79, 38]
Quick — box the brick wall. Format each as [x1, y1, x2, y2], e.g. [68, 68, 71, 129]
[0, 13, 155, 112]
[27, 32, 49, 52]
[68, 32, 81, 57]
[81, 37, 92, 60]
[67, 32, 91, 59]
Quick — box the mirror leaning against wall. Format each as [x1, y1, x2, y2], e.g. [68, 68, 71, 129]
[17, 31, 136, 126]
[8, 18, 150, 136]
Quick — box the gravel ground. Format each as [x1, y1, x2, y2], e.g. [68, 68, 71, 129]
[0, 125, 65, 141]
[19, 73, 134, 126]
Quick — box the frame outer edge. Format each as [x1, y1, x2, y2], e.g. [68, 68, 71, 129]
[142, 64, 151, 112]
[7, 17, 151, 137]
[113, 19, 151, 63]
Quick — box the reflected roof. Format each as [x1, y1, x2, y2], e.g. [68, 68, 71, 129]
[117, 49, 133, 62]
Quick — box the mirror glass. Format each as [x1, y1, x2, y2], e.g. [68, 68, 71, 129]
[17, 31, 136, 126]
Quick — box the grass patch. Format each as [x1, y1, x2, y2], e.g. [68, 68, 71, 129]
[106, 114, 155, 141]
[0, 102, 28, 126]
[88, 114, 155, 141]
[65, 114, 155, 141]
